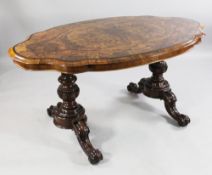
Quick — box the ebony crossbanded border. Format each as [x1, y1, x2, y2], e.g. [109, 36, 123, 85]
[8, 16, 204, 165]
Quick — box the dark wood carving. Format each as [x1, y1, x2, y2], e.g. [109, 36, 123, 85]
[127, 61, 190, 126]
[47, 73, 103, 164]
[9, 16, 203, 73]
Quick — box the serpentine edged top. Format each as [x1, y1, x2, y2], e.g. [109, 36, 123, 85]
[9, 16, 204, 73]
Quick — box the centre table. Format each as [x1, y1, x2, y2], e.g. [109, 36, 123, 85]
[9, 16, 204, 164]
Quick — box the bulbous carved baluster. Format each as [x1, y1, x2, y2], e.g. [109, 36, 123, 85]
[127, 61, 190, 127]
[47, 73, 102, 164]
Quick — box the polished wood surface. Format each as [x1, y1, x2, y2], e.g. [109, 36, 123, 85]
[9, 16, 203, 73]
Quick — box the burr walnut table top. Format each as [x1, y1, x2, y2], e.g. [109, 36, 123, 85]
[9, 16, 204, 73]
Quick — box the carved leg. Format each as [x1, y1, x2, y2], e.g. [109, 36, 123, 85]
[47, 73, 102, 164]
[73, 120, 103, 164]
[127, 61, 190, 127]
[162, 91, 190, 126]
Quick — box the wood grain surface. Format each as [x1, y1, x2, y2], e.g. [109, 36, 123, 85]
[9, 16, 204, 73]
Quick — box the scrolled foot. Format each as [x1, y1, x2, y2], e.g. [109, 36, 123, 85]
[163, 91, 190, 127]
[47, 102, 62, 117]
[88, 149, 103, 165]
[47, 105, 55, 117]
[176, 114, 190, 127]
[73, 120, 103, 165]
[127, 82, 142, 94]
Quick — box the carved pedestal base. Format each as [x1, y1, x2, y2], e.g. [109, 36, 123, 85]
[47, 73, 103, 164]
[127, 61, 190, 126]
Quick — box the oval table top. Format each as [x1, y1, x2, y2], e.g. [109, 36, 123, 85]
[9, 16, 204, 73]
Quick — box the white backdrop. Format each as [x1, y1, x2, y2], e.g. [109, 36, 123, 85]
[0, 1, 212, 175]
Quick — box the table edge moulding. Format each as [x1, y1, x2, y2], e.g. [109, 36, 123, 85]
[9, 16, 204, 73]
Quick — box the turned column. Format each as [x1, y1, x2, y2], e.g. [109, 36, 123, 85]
[127, 61, 190, 126]
[47, 73, 103, 164]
